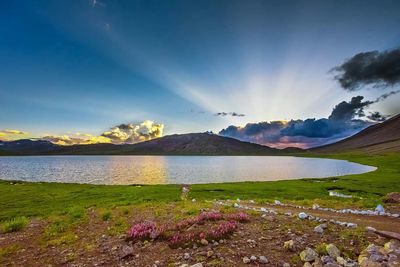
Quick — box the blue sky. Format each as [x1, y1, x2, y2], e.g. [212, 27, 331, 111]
[1, 0, 400, 147]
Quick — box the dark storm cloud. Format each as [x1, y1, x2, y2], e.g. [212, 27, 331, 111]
[332, 48, 400, 91]
[328, 96, 373, 120]
[215, 112, 245, 117]
[367, 112, 389, 122]
[218, 97, 383, 149]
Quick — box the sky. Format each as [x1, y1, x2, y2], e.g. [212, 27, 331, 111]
[1, 0, 400, 148]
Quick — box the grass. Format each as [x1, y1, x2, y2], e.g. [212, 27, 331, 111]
[0, 153, 399, 222]
[1, 216, 29, 233]
[189, 153, 400, 208]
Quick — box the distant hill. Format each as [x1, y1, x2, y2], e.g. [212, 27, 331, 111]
[0, 133, 288, 155]
[0, 139, 59, 155]
[312, 114, 400, 154]
[51, 133, 282, 155]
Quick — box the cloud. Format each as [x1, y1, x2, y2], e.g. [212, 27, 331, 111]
[218, 97, 380, 149]
[41, 120, 164, 146]
[101, 120, 164, 144]
[367, 111, 389, 122]
[215, 112, 245, 117]
[374, 90, 400, 102]
[42, 134, 112, 146]
[328, 96, 373, 120]
[0, 129, 29, 141]
[332, 48, 400, 91]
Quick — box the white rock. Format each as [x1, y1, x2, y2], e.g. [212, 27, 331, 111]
[346, 223, 357, 228]
[314, 225, 324, 234]
[274, 200, 282, 205]
[243, 257, 251, 264]
[190, 264, 203, 267]
[259, 256, 269, 264]
[312, 204, 320, 209]
[260, 207, 267, 212]
[250, 255, 257, 261]
[234, 203, 239, 208]
[298, 212, 308, 219]
[375, 204, 385, 213]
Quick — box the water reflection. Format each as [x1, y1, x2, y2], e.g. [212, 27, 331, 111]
[0, 156, 376, 185]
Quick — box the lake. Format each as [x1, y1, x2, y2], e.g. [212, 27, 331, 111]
[0, 156, 376, 185]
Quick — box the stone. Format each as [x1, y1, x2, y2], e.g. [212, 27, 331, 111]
[207, 251, 213, 257]
[314, 225, 324, 234]
[313, 257, 323, 267]
[184, 253, 190, 260]
[325, 263, 341, 267]
[299, 212, 308, 219]
[283, 263, 290, 267]
[359, 259, 381, 267]
[303, 263, 312, 267]
[383, 192, 400, 203]
[326, 244, 341, 258]
[319, 223, 328, 229]
[233, 203, 239, 208]
[259, 256, 268, 264]
[336, 256, 347, 265]
[312, 204, 320, 209]
[179, 265, 189, 267]
[200, 239, 208, 246]
[120, 245, 134, 259]
[190, 264, 203, 267]
[384, 241, 398, 253]
[284, 240, 296, 251]
[300, 247, 319, 262]
[243, 257, 251, 264]
[375, 204, 385, 213]
[275, 200, 282, 204]
[321, 256, 334, 264]
[250, 255, 257, 261]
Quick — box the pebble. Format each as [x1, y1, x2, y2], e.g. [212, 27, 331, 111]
[298, 212, 308, 219]
[250, 255, 257, 261]
[190, 264, 203, 267]
[184, 253, 190, 260]
[259, 256, 268, 264]
[314, 225, 324, 234]
[200, 239, 208, 246]
[243, 257, 251, 264]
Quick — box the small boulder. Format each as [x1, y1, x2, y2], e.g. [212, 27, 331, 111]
[300, 247, 319, 262]
[243, 256, 251, 264]
[299, 212, 308, 219]
[326, 244, 341, 258]
[314, 225, 324, 234]
[303, 262, 312, 267]
[284, 240, 296, 251]
[383, 192, 400, 203]
[375, 204, 385, 213]
[259, 256, 268, 264]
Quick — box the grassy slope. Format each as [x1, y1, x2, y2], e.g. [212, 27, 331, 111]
[0, 153, 399, 221]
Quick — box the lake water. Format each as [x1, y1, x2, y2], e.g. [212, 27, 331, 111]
[0, 156, 376, 185]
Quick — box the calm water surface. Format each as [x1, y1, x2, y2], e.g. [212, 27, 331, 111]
[0, 156, 376, 185]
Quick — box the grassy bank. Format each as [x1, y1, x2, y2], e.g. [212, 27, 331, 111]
[0, 153, 399, 222]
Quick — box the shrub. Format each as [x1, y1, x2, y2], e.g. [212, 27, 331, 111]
[127, 221, 164, 241]
[2, 217, 29, 233]
[226, 212, 250, 222]
[101, 211, 112, 221]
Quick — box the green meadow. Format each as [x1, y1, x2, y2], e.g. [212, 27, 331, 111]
[0, 153, 399, 222]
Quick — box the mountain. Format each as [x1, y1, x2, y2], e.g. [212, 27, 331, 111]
[0, 139, 59, 155]
[312, 114, 400, 154]
[51, 133, 282, 155]
[0, 133, 286, 155]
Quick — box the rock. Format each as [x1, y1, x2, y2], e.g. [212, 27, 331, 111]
[359, 259, 381, 267]
[383, 192, 400, 203]
[346, 223, 357, 228]
[325, 263, 341, 267]
[283, 263, 290, 267]
[336, 256, 347, 265]
[120, 245, 133, 259]
[299, 212, 308, 219]
[284, 240, 296, 251]
[321, 256, 335, 264]
[190, 264, 203, 267]
[313, 257, 323, 267]
[300, 247, 319, 262]
[250, 255, 257, 261]
[384, 241, 398, 253]
[375, 204, 385, 213]
[233, 203, 239, 208]
[326, 244, 341, 258]
[184, 253, 190, 260]
[243, 257, 251, 264]
[200, 239, 208, 246]
[314, 225, 324, 234]
[312, 204, 320, 209]
[303, 262, 312, 267]
[319, 223, 328, 229]
[259, 256, 268, 264]
[179, 264, 189, 267]
[207, 251, 213, 257]
[275, 200, 282, 204]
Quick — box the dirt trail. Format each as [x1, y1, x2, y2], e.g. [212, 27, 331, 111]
[258, 203, 400, 232]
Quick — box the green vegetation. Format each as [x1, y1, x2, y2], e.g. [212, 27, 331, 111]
[1, 216, 28, 233]
[0, 153, 399, 222]
[190, 153, 400, 208]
